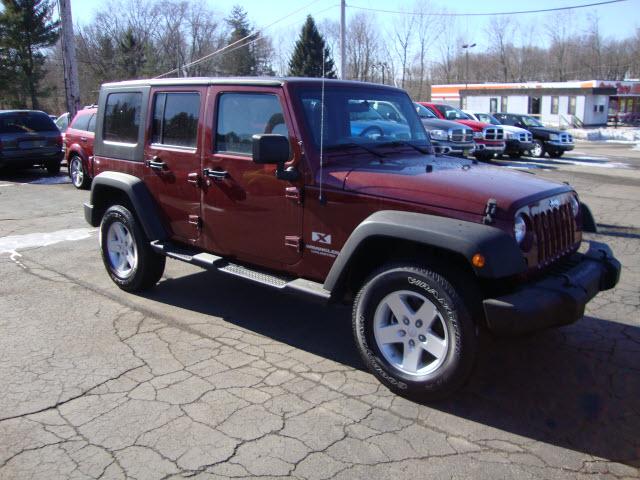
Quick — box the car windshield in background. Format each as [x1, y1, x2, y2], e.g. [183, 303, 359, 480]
[0, 112, 58, 134]
[296, 87, 428, 151]
[414, 103, 437, 119]
[478, 114, 500, 125]
[522, 116, 544, 127]
[437, 105, 471, 120]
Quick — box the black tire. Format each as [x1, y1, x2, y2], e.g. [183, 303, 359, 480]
[530, 140, 545, 158]
[99, 205, 165, 292]
[473, 151, 494, 162]
[68, 155, 90, 189]
[548, 150, 563, 158]
[508, 152, 522, 159]
[352, 264, 478, 401]
[45, 159, 61, 175]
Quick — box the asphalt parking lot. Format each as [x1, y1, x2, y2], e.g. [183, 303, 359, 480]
[1, 142, 638, 479]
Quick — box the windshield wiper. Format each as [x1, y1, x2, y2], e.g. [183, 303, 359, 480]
[377, 140, 431, 154]
[324, 142, 385, 158]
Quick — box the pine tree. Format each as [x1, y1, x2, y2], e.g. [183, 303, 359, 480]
[220, 5, 257, 76]
[0, 0, 59, 109]
[288, 16, 336, 78]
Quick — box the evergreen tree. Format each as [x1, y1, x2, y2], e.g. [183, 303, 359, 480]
[220, 5, 256, 76]
[288, 16, 336, 78]
[0, 0, 59, 109]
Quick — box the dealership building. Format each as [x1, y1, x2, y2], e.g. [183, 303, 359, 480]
[430, 80, 640, 127]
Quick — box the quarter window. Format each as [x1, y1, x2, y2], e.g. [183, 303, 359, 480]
[216, 93, 289, 155]
[104, 92, 142, 144]
[151, 92, 200, 148]
[71, 113, 91, 131]
[87, 114, 96, 133]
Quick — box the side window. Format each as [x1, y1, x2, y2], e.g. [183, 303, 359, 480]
[87, 114, 96, 133]
[151, 92, 200, 148]
[104, 92, 142, 144]
[216, 93, 289, 155]
[71, 113, 90, 131]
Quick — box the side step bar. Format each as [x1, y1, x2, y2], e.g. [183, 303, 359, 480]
[150, 240, 331, 302]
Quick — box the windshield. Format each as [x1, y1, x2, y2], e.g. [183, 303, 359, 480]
[0, 112, 58, 134]
[477, 113, 500, 125]
[521, 116, 544, 127]
[436, 104, 471, 120]
[296, 87, 428, 151]
[414, 103, 437, 119]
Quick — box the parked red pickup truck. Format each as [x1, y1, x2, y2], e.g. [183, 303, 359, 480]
[84, 77, 619, 400]
[418, 102, 505, 161]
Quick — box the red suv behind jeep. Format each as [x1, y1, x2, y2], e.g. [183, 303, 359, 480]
[65, 106, 97, 189]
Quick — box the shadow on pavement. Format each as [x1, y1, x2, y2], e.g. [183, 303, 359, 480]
[0, 167, 70, 184]
[144, 269, 640, 467]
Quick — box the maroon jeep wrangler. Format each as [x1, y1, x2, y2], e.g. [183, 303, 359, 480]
[84, 78, 620, 400]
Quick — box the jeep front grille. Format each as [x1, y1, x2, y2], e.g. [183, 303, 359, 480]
[483, 127, 504, 140]
[532, 201, 577, 265]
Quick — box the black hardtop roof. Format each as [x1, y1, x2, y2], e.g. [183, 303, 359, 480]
[101, 76, 404, 92]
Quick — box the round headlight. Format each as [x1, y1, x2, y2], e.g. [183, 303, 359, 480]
[429, 129, 448, 141]
[570, 196, 580, 217]
[514, 214, 527, 244]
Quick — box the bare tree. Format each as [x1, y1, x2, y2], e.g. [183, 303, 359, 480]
[346, 12, 379, 81]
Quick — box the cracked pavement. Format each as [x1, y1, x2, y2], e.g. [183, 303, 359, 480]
[0, 145, 639, 480]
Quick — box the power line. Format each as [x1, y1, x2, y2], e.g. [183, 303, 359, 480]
[347, 0, 628, 17]
[155, 0, 325, 78]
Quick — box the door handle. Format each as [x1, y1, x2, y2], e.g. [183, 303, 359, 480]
[203, 168, 228, 180]
[146, 156, 167, 171]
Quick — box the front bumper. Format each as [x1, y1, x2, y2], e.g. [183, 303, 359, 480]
[483, 241, 620, 335]
[545, 141, 574, 151]
[473, 141, 505, 154]
[432, 140, 475, 156]
[504, 139, 533, 154]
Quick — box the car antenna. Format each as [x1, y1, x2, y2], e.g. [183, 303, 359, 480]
[318, 48, 327, 205]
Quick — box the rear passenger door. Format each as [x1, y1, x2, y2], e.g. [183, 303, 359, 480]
[144, 88, 205, 245]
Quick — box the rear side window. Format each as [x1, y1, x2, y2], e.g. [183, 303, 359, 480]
[216, 93, 289, 155]
[151, 92, 200, 148]
[104, 92, 142, 144]
[88, 114, 96, 133]
[71, 113, 91, 131]
[0, 112, 57, 133]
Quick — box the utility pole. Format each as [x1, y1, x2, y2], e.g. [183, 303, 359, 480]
[59, 0, 81, 118]
[340, 0, 346, 80]
[461, 43, 476, 109]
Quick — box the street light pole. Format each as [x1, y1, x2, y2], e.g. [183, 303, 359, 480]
[461, 43, 476, 109]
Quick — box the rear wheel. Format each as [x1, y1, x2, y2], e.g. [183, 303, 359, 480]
[69, 155, 90, 189]
[45, 159, 61, 175]
[353, 264, 478, 400]
[100, 205, 165, 292]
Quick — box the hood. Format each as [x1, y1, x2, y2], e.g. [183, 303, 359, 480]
[333, 157, 570, 216]
[500, 124, 530, 135]
[528, 126, 562, 136]
[420, 118, 472, 131]
[450, 119, 489, 131]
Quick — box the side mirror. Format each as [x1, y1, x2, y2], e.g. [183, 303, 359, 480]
[433, 145, 451, 156]
[252, 134, 289, 164]
[252, 134, 298, 181]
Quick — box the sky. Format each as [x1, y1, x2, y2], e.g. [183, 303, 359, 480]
[68, 0, 640, 45]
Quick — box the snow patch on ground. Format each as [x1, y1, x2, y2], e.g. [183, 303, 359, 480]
[0, 228, 96, 267]
[567, 127, 640, 143]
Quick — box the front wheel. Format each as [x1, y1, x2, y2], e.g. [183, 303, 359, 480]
[548, 150, 564, 158]
[530, 140, 545, 158]
[69, 155, 90, 189]
[352, 264, 478, 400]
[100, 205, 166, 292]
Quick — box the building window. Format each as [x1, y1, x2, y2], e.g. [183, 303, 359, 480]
[568, 96, 576, 115]
[104, 92, 142, 144]
[500, 96, 508, 113]
[489, 98, 498, 113]
[550, 96, 559, 114]
[528, 96, 541, 115]
[598, 105, 604, 113]
[151, 92, 200, 148]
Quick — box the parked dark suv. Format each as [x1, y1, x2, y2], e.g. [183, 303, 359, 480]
[494, 113, 574, 158]
[65, 106, 97, 189]
[0, 110, 64, 174]
[84, 77, 619, 400]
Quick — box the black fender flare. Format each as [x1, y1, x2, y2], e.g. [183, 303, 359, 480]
[323, 210, 526, 292]
[84, 171, 168, 241]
